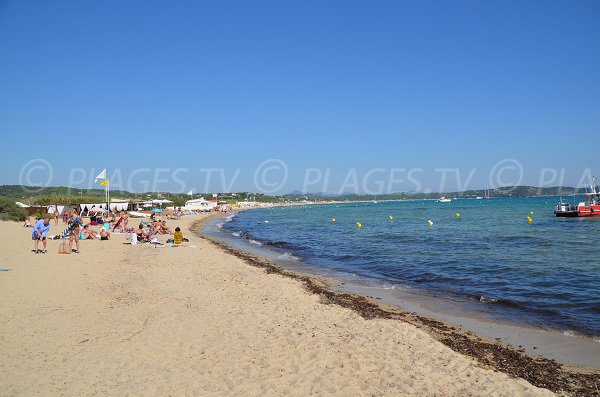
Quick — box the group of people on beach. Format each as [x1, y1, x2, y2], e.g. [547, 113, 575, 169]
[134, 219, 184, 244]
[28, 209, 187, 253]
[29, 209, 86, 254]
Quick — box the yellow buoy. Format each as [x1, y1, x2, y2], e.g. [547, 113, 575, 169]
[356, 222, 362, 229]
[527, 216, 533, 224]
[389, 215, 394, 220]
[427, 220, 433, 227]
[455, 212, 461, 219]
[332, 218, 336, 222]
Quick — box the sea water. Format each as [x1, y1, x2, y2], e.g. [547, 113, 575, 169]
[215, 197, 600, 338]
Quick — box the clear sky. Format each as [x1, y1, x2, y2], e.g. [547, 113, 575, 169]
[1, 0, 599, 194]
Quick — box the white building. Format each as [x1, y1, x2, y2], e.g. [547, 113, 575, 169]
[184, 197, 217, 212]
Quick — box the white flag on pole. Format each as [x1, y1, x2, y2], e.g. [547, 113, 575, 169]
[95, 169, 106, 182]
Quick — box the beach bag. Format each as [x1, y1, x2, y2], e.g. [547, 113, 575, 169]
[58, 241, 70, 254]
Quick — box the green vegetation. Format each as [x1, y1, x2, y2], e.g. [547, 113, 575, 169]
[0, 184, 586, 208]
[0, 197, 28, 222]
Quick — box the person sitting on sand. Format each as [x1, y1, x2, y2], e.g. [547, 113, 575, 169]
[80, 225, 98, 240]
[159, 220, 172, 235]
[173, 227, 183, 245]
[100, 228, 110, 240]
[23, 218, 32, 227]
[32, 217, 51, 254]
[136, 224, 151, 242]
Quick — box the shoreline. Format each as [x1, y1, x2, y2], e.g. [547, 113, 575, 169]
[0, 214, 596, 396]
[193, 213, 600, 396]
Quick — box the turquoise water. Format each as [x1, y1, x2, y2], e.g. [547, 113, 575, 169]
[221, 197, 600, 337]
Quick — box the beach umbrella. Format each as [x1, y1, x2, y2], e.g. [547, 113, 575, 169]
[150, 208, 164, 213]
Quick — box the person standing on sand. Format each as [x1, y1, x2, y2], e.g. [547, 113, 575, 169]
[67, 209, 83, 254]
[32, 217, 51, 254]
[53, 206, 59, 225]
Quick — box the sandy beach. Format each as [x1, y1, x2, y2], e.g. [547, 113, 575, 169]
[0, 215, 594, 396]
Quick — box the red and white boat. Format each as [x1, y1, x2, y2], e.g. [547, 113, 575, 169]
[554, 177, 600, 217]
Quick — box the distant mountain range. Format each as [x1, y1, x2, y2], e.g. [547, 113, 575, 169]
[0, 184, 588, 205]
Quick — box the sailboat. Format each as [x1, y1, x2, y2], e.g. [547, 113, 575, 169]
[483, 186, 492, 200]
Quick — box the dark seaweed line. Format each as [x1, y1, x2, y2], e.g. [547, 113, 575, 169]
[191, 220, 600, 397]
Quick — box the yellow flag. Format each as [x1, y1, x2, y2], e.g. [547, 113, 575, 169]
[100, 179, 109, 186]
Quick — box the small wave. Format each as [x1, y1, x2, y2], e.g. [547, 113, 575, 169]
[476, 295, 521, 308]
[379, 282, 398, 290]
[278, 252, 300, 261]
[231, 231, 241, 237]
[249, 239, 263, 246]
[216, 223, 224, 229]
[265, 241, 289, 248]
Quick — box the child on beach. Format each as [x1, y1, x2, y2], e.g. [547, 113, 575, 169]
[32, 217, 51, 254]
[173, 227, 183, 245]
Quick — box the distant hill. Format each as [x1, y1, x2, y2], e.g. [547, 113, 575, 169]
[296, 186, 585, 201]
[0, 184, 587, 205]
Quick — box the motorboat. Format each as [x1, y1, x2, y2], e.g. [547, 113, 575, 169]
[554, 177, 600, 217]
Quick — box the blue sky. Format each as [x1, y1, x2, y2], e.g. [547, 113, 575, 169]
[1, 0, 599, 194]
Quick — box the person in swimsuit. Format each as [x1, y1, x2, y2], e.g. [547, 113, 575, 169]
[67, 210, 83, 253]
[100, 228, 110, 240]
